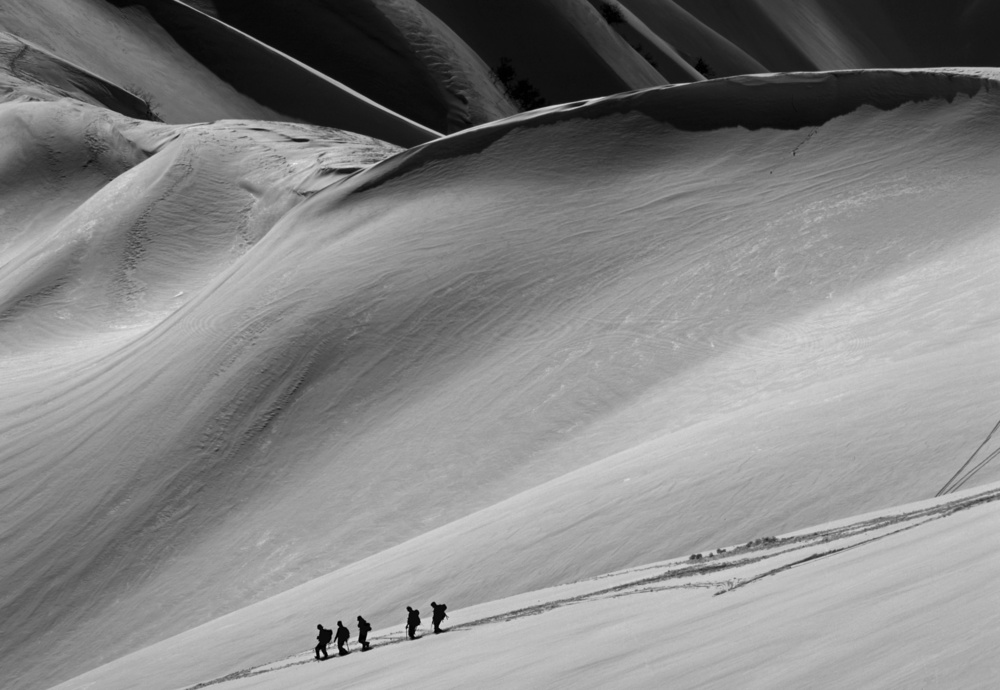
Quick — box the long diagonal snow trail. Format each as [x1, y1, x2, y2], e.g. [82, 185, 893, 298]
[179, 484, 1000, 690]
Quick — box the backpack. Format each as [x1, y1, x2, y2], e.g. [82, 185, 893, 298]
[319, 628, 333, 644]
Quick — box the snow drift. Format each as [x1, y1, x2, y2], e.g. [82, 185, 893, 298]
[3, 65, 1000, 689]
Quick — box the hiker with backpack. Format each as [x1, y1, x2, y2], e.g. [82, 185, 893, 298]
[357, 615, 372, 651]
[430, 602, 448, 634]
[405, 606, 421, 639]
[335, 621, 351, 655]
[315, 624, 333, 660]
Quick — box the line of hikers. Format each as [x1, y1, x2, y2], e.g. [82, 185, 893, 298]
[314, 602, 448, 660]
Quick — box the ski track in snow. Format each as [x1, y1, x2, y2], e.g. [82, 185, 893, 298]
[182, 485, 1000, 690]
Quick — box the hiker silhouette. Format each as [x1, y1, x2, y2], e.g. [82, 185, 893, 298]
[315, 624, 333, 660]
[357, 615, 372, 651]
[335, 621, 351, 655]
[405, 606, 421, 639]
[430, 602, 448, 633]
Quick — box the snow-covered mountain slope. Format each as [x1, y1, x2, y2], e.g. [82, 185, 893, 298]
[671, 0, 1000, 73]
[161, 0, 1000, 123]
[4, 66, 1000, 689]
[15, 0, 999, 141]
[0, 0, 438, 145]
[56, 484, 1000, 689]
[0, 0, 283, 123]
[614, 0, 768, 78]
[165, 0, 519, 133]
[186, 0, 667, 129]
[0, 32, 154, 120]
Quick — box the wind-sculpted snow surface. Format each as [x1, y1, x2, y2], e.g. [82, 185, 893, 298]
[5, 69, 1000, 688]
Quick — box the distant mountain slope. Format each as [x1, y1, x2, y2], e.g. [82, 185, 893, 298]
[184, 0, 665, 131]
[0, 0, 437, 146]
[0, 32, 154, 119]
[4, 68, 1000, 689]
[671, 0, 1000, 71]
[101, 0, 440, 145]
[577, 0, 708, 84]
[0, 0, 287, 123]
[163, 0, 1000, 128]
[616, 0, 768, 77]
[176, 0, 517, 133]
